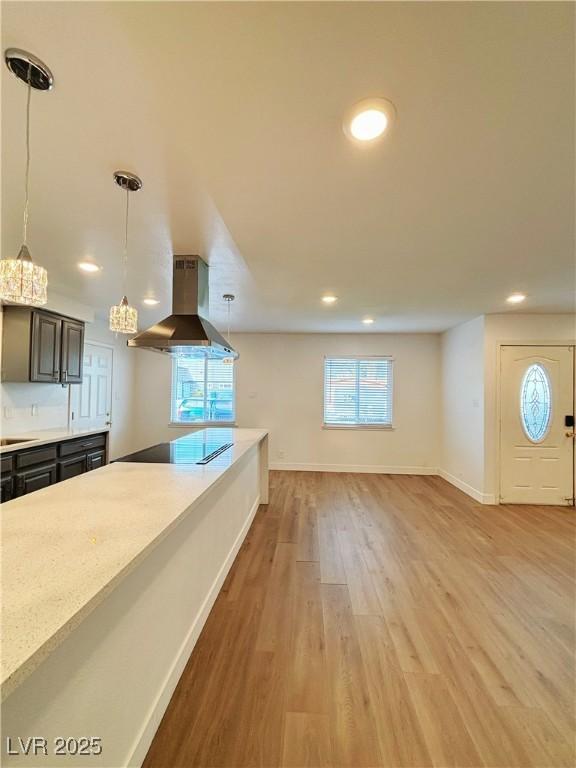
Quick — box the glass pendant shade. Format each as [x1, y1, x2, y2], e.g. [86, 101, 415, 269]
[109, 295, 137, 334]
[0, 245, 47, 305]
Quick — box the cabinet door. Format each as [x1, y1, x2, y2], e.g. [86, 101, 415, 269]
[1, 476, 14, 503]
[87, 450, 106, 471]
[58, 454, 86, 481]
[61, 319, 84, 384]
[30, 312, 62, 383]
[15, 463, 57, 496]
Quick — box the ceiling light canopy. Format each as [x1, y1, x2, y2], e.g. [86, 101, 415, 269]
[344, 98, 395, 143]
[362, 317, 375, 325]
[78, 261, 100, 273]
[0, 49, 52, 306]
[109, 170, 142, 334]
[506, 293, 526, 304]
[322, 295, 337, 304]
[142, 297, 159, 306]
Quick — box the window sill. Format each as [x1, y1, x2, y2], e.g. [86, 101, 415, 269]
[168, 422, 237, 428]
[322, 424, 395, 431]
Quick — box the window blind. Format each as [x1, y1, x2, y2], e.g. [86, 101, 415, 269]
[323, 357, 393, 426]
[171, 357, 235, 424]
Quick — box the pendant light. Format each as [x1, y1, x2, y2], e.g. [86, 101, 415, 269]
[0, 49, 52, 306]
[222, 294, 235, 364]
[109, 171, 141, 334]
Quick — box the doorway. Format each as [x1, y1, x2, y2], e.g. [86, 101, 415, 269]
[69, 342, 113, 432]
[499, 345, 575, 505]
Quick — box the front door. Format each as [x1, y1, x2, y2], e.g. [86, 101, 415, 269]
[69, 343, 113, 431]
[500, 345, 574, 505]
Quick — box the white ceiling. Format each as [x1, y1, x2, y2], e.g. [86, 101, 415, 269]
[2, 1, 574, 332]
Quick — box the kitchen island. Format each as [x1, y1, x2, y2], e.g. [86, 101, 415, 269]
[1, 428, 268, 767]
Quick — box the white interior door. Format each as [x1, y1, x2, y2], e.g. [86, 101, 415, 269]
[500, 345, 574, 505]
[70, 343, 113, 431]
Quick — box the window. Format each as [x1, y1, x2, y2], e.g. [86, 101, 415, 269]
[171, 358, 235, 424]
[323, 357, 393, 427]
[520, 363, 551, 442]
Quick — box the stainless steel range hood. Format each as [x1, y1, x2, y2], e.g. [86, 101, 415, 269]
[127, 256, 238, 359]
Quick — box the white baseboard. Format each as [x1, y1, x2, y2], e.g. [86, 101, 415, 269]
[270, 463, 497, 505]
[128, 494, 261, 767]
[270, 462, 437, 475]
[438, 468, 496, 505]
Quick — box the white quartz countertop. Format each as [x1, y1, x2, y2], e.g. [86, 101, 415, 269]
[1, 428, 268, 700]
[0, 425, 110, 454]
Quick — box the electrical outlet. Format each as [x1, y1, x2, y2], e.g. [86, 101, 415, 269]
[278, 450, 285, 459]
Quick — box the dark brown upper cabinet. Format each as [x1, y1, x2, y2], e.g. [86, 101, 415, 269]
[61, 318, 84, 384]
[31, 311, 62, 382]
[1, 307, 85, 384]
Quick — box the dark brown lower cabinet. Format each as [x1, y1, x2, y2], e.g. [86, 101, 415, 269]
[58, 454, 87, 481]
[1, 432, 108, 501]
[87, 450, 105, 471]
[1, 476, 14, 503]
[15, 464, 58, 496]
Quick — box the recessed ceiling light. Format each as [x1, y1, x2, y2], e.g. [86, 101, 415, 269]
[362, 317, 374, 325]
[78, 261, 100, 273]
[142, 297, 159, 306]
[344, 98, 395, 143]
[506, 293, 526, 304]
[322, 295, 337, 304]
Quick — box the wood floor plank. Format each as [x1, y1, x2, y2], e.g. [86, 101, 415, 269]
[355, 614, 432, 767]
[317, 512, 347, 584]
[144, 472, 576, 768]
[321, 583, 382, 767]
[337, 528, 383, 616]
[404, 672, 484, 768]
[287, 561, 328, 714]
[282, 712, 332, 767]
[255, 542, 296, 653]
[296, 502, 320, 562]
[498, 706, 576, 768]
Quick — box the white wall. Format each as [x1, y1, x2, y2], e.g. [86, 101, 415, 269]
[1, 382, 70, 433]
[134, 333, 441, 473]
[440, 312, 576, 502]
[483, 313, 576, 499]
[440, 316, 486, 501]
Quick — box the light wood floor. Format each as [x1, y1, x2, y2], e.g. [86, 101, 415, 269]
[143, 471, 575, 767]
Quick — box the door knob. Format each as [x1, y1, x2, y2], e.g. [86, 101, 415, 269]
[566, 431, 575, 438]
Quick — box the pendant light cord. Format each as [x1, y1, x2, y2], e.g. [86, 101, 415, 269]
[123, 185, 129, 293]
[23, 63, 32, 246]
[227, 299, 231, 343]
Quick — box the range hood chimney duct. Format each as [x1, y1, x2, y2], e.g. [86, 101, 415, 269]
[127, 255, 238, 359]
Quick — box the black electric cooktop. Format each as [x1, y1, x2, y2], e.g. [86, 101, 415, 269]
[116, 431, 234, 465]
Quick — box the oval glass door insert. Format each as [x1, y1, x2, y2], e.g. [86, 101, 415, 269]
[520, 363, 552, 442]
